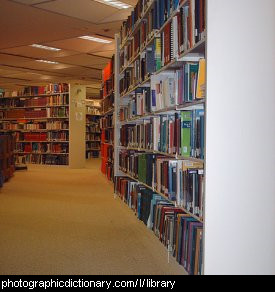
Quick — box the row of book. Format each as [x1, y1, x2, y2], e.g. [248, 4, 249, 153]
[100, 115, 113, 129]
[1, 107, 69, 119]
[0, 95, 69, 108]
[86, 133, 101, 141]
[14, 132, 69, 142]
[101, 128, 114, 144]
[115, 176, 203, 275]
[0, 122, 69, 131]
[86, 124, 101, 133]
[15, 143, 69, 154]
[86, 142, 100, 150]
[18, 154, 69, 165]
[119, 150, 204, 218]
[2, 84, 69, 98]
[120, 110, 204, 159]
[120, 58, 205, 107]
[86, 151, 100, 159]
[120, 1, 206, 73]
[102, 57, 114, 98]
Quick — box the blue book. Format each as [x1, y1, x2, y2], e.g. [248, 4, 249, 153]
[151, 90, 156, 107]
[159, 0, 165, 27]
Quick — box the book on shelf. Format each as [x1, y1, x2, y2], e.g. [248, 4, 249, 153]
[119, 150, 204, 218]
[114, 176, 203, 275]
[120, 109, 204, 159]
[2, 84, 69, 98]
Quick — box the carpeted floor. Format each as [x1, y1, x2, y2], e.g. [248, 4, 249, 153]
[0, 159, 185, 275]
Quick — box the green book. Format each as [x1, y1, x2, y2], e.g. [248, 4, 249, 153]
[154, 38, 162, 71]
[181, 111, 192, 157]
[189, 64, 199, 101]
[138, 154, 147, 184]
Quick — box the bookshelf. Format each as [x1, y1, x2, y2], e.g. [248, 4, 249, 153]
[86, 99, 102, 159]
[113, 0, 206, 275]
[101, 59, 115, 182]
[0, 84, 70, 165]
[0, 134, 15, 186]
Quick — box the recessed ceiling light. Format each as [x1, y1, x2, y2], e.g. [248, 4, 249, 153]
[31, 44, 61, 51]
[36, 59, 59, 64]
[94, 0, 131, 10]
[78, 36, 112, 44]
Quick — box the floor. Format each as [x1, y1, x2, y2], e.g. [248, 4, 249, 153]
[0, 159, 185, 275]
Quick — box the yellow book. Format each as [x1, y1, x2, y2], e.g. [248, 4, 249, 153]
[196, 58, 206, 99]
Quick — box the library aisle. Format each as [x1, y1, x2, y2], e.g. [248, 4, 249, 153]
[0, 160, 184, 275]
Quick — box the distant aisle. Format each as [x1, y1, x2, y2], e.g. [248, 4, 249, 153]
[0, 160, 185, 275]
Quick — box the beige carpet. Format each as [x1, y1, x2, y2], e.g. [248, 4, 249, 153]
[0, 159, 185, 275]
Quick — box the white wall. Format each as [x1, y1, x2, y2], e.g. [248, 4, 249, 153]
[205, 0, 275, 274]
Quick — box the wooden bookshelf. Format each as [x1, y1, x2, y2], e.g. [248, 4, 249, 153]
[0, 84, 70, 165]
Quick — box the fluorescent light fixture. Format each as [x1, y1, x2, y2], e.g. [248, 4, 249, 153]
[36, 59, 59, 64]
[78, 36, 112, 44]
[31, 44, 61, 51]
[94, 0, 132, 9]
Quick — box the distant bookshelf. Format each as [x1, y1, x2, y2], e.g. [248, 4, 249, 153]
[101, 60, 115, 182]
[86, 100, 102, 159]
[0, 134, 15, 187]
[0, 84, 70, 165]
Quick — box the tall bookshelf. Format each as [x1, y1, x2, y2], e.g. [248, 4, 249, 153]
[86, 99, 102, 159]
[101, 59, 115, 182]
[113, 0, 206, 275]
[0, 84, 70, 165]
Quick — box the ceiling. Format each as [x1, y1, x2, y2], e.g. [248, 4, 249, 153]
[0, 0, 137, 97]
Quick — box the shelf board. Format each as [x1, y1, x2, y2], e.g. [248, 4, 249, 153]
[118, 169, 203, 223]
[119, 145, 204, 163]
[86, 140, 101, 142]
[14, 152, 69, 155]
[102, 108, 114, 116]
[0, 117, 68, 121]
[86, 148, 100, 151]
[0, 129, 69, 132]
[120, 76, 151, 99]
[119, 100, 205, 124]
[16, 141, 69, 143]
[0, 105, 69, 110]
[0, 92, 69, 99]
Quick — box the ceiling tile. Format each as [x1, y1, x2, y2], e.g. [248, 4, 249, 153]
[0, 46, 80, 59]
[34, 0, 118, 23]
[52, 53, 108, 68]
[12, 0, 55, 4]
[44, 38, 115, 54]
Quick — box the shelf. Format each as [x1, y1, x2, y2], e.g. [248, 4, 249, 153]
[120, 76, 151, 99]
[16, 141, 69, 143]
[118, 169, 203, 223]
[86, 140, 101, 142]
[86, 148, 100, 151]
[103, 91, 114, 101]
[119, 0, 156, 50]
[102, 142, 114, 146]
[0, 92, 69, 99]
[0, 105, 69, 110]
[0, 117, 68, 121]
[86, 113, 102, 116]
[119, 100, 205, 124]
[0, 129, 69, 132]
[102, 108, 114, 116]
[14, 152, 69, 155]
[118, 145, 204, 164]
